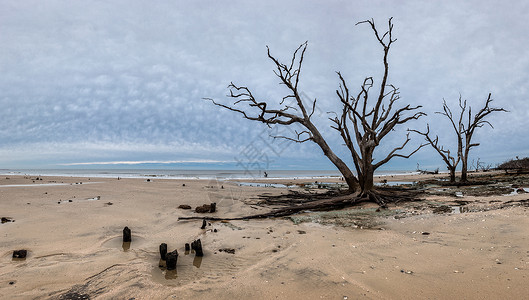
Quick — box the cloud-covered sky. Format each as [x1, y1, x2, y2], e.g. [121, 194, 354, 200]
[1, 0, 527, 171]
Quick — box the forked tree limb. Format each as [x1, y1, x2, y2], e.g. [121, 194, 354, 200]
[409, 125, 459, 171]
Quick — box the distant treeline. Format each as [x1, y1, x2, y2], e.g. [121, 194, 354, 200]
[497, 157, 529, 171]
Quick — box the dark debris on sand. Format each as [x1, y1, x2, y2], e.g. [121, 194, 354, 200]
[58, 291, 91, 300]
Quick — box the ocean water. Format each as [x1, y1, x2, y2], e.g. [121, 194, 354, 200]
[0, 169, 418, 180]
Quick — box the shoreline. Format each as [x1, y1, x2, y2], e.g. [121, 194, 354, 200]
[1, 172, 527, 299]
[0, 169, 426, 181]
[0, 170, 497, 192]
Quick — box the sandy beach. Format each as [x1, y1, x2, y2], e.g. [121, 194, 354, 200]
[1, 173, 528, 299]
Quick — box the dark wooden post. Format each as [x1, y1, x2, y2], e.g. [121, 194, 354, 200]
[12, 250, 27, 259]
[185, 243, 190, 251]
[210, 202, 216, 213]
[159, 243, 168, 260]
[191, 239, 204, 257]
[123, 226, 131, 242]
[201, 218, 207, 229]
[166, 250, 178, 270]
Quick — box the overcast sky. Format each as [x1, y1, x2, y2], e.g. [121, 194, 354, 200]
[0, 0, 527, 171]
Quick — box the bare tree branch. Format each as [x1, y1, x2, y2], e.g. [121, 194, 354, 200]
[409, 124, 460, 182]
[374, 133, 427, 170]
[207, 42, 360, 191]
[271, 130, 313, 143]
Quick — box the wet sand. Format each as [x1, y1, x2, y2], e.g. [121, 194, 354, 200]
[1, 174, 528, 299]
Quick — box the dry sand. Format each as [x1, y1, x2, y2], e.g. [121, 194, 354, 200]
[1, 174, 528, 299]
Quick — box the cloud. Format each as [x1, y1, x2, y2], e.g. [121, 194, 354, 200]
[58, 159, 233, 166]
[0, 0, 528, 170]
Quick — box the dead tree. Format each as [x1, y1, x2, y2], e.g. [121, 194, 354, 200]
[459, 93, 506, 181]
[206, 18, 424, 202]
[330, 18, 425, 200]
[205, 42, 359, 192]
[413, 93, 506, 183]
[410, 124, 460, 182]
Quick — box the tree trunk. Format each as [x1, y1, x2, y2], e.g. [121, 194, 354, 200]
[359, 150, 375, 193]
[461, 153, 469, 182]
[321, 147, 359, 193]
[307, 122, 359, 192]
[343, 171, 359, 193]
[449, 167, 456, 183]
[360, 165, 375, 192]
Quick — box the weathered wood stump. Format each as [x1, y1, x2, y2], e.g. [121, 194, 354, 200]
[195, 204, 211, 213]
[159, 243, 168, 260]
[185, 243, 190, 251]
[195, 203, 217, 213]
[123, 226, 131, 242]
[201, 218, 207, 229]
[166, 250, 178, 270]
[191, 239, 203, 257]
[12, 250, 27, 259]
[178, 204, 192, 209]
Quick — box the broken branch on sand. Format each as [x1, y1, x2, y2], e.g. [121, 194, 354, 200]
[179, 187, 422, 221]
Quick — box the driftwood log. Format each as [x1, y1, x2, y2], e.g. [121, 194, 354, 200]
[179, 188, 421, 221]
[180, 193, 356, 221]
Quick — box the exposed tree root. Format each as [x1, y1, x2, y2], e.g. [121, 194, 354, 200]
[179, 193, 360, 221]
[256, 189, 344, 206]
[178, 187, 423, 221]
[362, 190, 387, 208]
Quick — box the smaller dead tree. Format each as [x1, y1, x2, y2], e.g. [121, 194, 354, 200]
[410, 124, 460, 182]
[472, 158, 492, 172]
[412, 93, 506, 183]
[460, 93, 506, 181]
